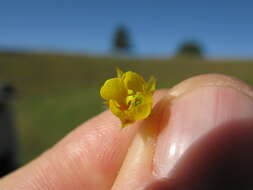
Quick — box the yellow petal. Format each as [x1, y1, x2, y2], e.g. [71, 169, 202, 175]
[133, 95, 152, 120]
[133, 102, 152, 120]
[109, 99, 134, 127]
[145, 76, 156, 93]
[100, 78, 127, 103]
[108, 99, 122, 117]
[126, 94, 153, 121]
[123, 71, 145, 92]
[116, 67, 124, 78]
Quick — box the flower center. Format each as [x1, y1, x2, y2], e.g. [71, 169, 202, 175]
[126, 93, 143, 109]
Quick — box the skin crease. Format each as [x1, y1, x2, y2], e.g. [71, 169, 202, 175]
[1, 74, 253, 190]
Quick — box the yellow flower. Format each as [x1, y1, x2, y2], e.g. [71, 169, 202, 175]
[100, 68, 156, 127]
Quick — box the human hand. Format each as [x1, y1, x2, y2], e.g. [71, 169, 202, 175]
[1, 74, 253, 190]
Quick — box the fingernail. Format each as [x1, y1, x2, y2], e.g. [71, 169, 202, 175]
[153, 86, 253, 177]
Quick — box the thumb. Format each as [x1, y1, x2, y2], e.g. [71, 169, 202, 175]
[111, 74, 253, 190]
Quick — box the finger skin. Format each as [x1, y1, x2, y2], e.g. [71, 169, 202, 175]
[0, 90, 167, 190]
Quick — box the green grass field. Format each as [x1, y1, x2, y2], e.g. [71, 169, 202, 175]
[1, 51, 253, 164]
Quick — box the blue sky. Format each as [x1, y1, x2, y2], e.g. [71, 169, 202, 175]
[1, 0, 253, 58]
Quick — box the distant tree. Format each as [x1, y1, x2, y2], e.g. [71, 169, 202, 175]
[176, 41, 203, 58]
[112, 26, 132, 53]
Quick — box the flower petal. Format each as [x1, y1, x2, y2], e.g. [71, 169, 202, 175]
[108, 99, 122, 117]
[100, 78, 127, 103]
[126, 94, 153, 121]
[116, 67, 124, 78]
[109, 99, 134, 127]
[145, 76, 156, 93]
[135, 104, 152, 120]
[123, 71, 145, 92]
[133, 96, 152, 120]
[126, 103, 151, 121]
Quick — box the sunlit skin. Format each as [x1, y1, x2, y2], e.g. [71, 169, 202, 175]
[100, 68, 156, 127]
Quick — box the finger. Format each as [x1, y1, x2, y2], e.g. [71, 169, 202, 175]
[0, 90, 166, 190]
[112, 74, 253, 189]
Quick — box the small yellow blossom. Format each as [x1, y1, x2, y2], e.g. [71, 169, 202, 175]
[100, 68, 156, 127]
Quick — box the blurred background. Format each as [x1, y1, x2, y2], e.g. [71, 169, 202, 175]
[1, 0, 253, 174]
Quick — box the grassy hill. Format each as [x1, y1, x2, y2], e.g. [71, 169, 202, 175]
[1, 51, 253, 164]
